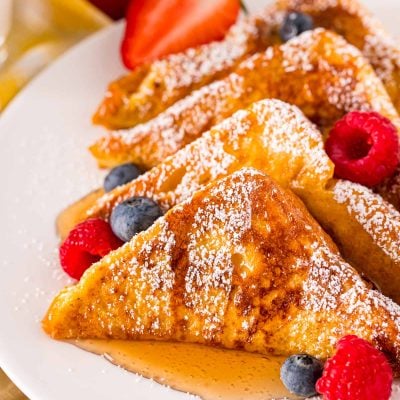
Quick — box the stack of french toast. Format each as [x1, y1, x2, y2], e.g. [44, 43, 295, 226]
[43, 0, 400, 397]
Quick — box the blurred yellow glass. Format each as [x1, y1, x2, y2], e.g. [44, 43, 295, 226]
[0, 0, 111, 112]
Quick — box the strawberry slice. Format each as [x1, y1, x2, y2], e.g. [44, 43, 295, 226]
[121, 0, 241, 69]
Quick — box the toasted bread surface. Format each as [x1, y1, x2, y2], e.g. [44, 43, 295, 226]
[65, 100, 400, 304]
[298, 180, 400, 303]
[93, 14, 272, 129]
[93, 0, 400, 129]
[43, 169, 400, 373]
[90, 29, 399, 171]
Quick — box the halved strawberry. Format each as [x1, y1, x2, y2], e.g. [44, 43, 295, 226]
[121, 0, 241, 69]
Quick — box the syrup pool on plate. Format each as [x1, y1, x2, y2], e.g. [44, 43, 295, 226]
[74, 340, 299, 400]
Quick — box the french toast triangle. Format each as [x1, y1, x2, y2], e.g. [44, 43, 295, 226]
[90, 28, 400, 170]
[93, 0, 400, 129]
[44, 169, 400, 371]
[63, 99, 400, 304]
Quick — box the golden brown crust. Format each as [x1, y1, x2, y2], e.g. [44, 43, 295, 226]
[90, 27, 400, 210]
[92, 0, 400, 129]
[90, 29, 399, 170]
[65, 100, 400, 303]
[69, 100, 332, 232]
[92, 15, 272, 129]
[298, 180, 400, 303]
[276, 0, 400, 112]
[43, 169, 400, 373]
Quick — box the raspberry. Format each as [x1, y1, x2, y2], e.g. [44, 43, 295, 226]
[325, 111, 399, 187]
[316, 335, 393, 400]
[59, 219, 123, 280]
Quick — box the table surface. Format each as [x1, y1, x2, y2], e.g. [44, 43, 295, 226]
[0, 370, 27, 400]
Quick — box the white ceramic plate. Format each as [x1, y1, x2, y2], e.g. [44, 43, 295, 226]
[0, 1, 399, 399]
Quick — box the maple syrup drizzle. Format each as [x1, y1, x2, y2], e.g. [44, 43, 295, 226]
[73, 340, 299, 400]
[56, 189, 103, 239]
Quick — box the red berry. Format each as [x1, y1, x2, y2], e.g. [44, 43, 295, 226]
[59, 219, 123, 280]
[325, 111, 399, 187]
[121, 0, 240, 69]
[316, 335, 393, 400]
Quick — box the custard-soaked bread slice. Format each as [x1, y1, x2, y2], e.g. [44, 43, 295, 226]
[59, 100, 332, 236]
[43, 169, 400, 371]
[87, 100, 332, 218]
[93, 0, 400, 129]
[64, 100, 400, 303]
[297, 180, 400, 303]
[90, 29, 400, 169]
[93, 14, 272, 129]
[274, 0, 400, 112]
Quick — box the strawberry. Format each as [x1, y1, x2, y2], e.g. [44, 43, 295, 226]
[121, 0, 241, 69]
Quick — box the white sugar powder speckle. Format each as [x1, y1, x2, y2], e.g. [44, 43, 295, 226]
[334, 180, 400, 263]
[94, 27, 399, 172]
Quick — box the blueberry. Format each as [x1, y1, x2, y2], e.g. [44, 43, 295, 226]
[280, 354, 323, 397]
[279, 12, 314, 42]
[110, 197, 163, 242]
[104, 163, 142, 192]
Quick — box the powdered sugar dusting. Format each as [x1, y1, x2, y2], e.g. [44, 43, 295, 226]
[348, 0, 400, 87]
[91, 219, 177, 337]
[334, 180, 400, 263]
[48, 169, 400, 377]
[184, 171, 257, 339]
[278, 28, 399, 123]
[96, 72, 246, 167]
[96, 10, 269, 127]
[153, 17, 261, 93]
[89, 99, 332, 220]
[269, 0, 400, 104]
[90, 126, 237, 216]
[93, 29, 398, 169]
[303, 244, 349, 313]
[251, 99, 332, 181]
[302, 242, 400, 360]
[97, 0, 400, 132]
